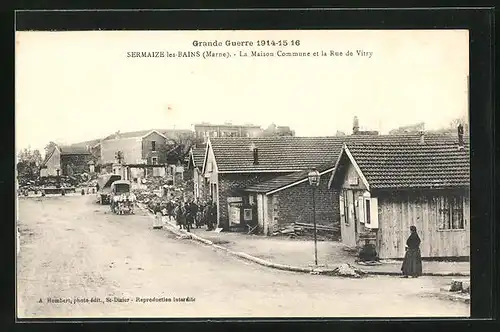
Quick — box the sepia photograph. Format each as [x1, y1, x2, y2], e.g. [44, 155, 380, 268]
[15, 29, 471, 319]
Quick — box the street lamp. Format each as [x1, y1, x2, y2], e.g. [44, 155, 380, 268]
[308, 168, 321, 266]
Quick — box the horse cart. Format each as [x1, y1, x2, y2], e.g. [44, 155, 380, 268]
[110, 180, 135, 215]
[96, 174, 121, 205]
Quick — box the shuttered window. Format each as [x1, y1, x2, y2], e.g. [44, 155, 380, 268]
[438, 195, 465, 230]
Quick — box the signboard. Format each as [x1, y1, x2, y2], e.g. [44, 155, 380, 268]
[243, 209, 253, 221]
[227, 196, 243, 203]
[229, 204, 241, 225]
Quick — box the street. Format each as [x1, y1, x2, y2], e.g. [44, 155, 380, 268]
[17, 195, 470, 318]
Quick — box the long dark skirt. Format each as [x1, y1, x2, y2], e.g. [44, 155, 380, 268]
[401, 248, 423, 277]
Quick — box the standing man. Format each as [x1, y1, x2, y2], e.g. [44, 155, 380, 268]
[207, 200, 217, 231]
[183, 201, 191, 232]
[189, 199, 199, 228]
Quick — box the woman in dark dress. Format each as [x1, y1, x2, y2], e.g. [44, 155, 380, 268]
[401, 226, 423, 278]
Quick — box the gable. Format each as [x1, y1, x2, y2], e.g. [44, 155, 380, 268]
[40, 146, 61, 168]
[142, 131, 167, 143]
[328, 147, 370, 191]
[142, 130, 167, 140]
[328, 146, 370, 191]
[202, 141, 218, 174]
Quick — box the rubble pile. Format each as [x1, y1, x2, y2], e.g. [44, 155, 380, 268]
[18, 174, 95, 195]
[132, 177, 193, 213]
[447, 279, 471, 294]
[326, 263, 367, 278]
[271, 222, 340, 241]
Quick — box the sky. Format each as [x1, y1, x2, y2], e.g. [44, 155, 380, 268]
[15, 30, 469, 155]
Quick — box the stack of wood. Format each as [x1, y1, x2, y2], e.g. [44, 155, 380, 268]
[271, 222, 340, 240]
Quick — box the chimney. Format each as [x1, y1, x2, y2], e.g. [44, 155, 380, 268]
[250, 143, 259, 165]
[353, 116, 359, 135]
[419, 130, 425, 144]
[457, 124, 464, 149]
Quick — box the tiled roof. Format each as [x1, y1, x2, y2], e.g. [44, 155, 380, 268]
[343, 134, 470, 189]
[103, 129, 163, 140]
[241, 133, 469, 192]
[208, 136, 348, 172]
[244, 162, 334, 193]
[70, 139, 101, 148]
[191, 145, 206, 168]
[209, 134, 446, 172]
[59, 145, 91, 155]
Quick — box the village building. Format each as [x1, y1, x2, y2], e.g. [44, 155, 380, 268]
[99, 129, 187, 180]
[328, 130, 470, 260]
[261, 123, 296, 137]
[194, 123, 264, 143]
[59, 146, 95, 176]
[39, 145, 62, 177]
[202, 136, 350, 232]
[188, 144, 208, 202]
[40, 143, 96, 177]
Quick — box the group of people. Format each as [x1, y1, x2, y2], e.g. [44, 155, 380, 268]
[157, 199, 217, 233]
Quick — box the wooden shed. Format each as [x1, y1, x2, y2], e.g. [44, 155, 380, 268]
[328, 132, 470, 260]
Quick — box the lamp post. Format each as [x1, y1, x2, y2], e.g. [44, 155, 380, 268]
[308, 168, 321, 266]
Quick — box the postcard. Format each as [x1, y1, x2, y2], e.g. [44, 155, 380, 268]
[16, 29, 470, 319]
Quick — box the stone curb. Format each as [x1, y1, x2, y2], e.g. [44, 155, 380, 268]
[366, 271, 470, 277]
[136, 203, 469, 277]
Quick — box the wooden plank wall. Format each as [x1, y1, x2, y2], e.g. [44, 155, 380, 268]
[377, 189, 470, 259]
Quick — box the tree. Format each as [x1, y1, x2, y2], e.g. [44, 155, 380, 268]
[389, 122, 425, 135]
[160, 132, 201, 165]
[115, 151, 124, 164]
[428, 115, 469, 134]
[17, 148, 43, 182]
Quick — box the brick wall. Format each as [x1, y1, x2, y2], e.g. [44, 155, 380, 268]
[218, 172, 293, 229]
[272, 175, 340, 228]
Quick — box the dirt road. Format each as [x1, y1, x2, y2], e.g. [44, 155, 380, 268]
[17, 195, 469, 318]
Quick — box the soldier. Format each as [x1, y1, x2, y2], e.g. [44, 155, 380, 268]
[189, 199, 199, 228]
[183, 201, 192, 232]
[166, 200, 175, 222]
[175, 200, 185, 230]
[195, 201, 204, 228]
[206, 200, 217, 231]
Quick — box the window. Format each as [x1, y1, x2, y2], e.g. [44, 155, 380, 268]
[362, 191, 378, 228]
[365, 199, 371, 225]
[151, 141, 156, 151]
[438, 195, 465, 230]
[151, 157, 158, 165]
